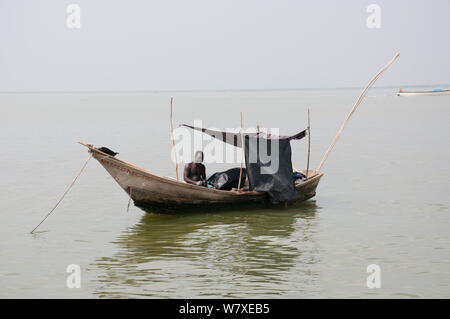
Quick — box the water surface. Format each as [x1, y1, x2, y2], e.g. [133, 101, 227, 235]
[0, 89, 449, 298]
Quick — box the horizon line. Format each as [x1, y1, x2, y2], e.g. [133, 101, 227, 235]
[0, 84, 448, 94]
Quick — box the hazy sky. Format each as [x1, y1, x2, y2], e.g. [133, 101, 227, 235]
[1, 0, 449, 91]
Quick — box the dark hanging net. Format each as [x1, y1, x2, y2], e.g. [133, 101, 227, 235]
[244, 136, 297, 204]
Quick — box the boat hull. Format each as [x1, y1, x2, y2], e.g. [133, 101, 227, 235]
[397, 90, 450, 96]
[87, 146, 323, 213]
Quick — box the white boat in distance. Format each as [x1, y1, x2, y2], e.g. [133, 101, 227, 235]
[397, 88, 450, 96]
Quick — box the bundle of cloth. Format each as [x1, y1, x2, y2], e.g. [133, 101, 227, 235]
[293, 172, 306, 181]
[206, 168, 247, 191]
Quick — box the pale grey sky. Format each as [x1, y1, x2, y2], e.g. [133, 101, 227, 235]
[0, 0, 449, 91]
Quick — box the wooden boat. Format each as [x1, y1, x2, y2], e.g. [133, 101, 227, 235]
[81, 144, 323, 213]
[397, 88, 450, 96]
[74, 55, 399, 215]
[29, 55, 401, 233]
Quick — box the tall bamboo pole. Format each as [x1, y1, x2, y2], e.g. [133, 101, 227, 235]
[169, 97, 179, 180]
[237, 112, 244, 191]
[306, 109, 311, 179]
[317, 53, 400, 171]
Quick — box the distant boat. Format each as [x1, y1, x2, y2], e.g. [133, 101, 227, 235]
[397, 88, 450, 96]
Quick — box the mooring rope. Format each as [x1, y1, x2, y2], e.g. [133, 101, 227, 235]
[30, 154, 93, 234]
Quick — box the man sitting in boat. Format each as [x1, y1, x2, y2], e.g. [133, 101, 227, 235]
[183, 151, 206, 186]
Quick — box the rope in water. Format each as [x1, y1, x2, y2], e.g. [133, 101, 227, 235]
[30, 154, 93, 234]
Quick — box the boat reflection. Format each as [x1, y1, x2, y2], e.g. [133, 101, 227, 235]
[92, 201, 321, 298]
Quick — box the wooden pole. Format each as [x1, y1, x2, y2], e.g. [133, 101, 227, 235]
[317, 53, 400, 171]
[306, 108, 311, 179]
[237, 112, 244, 191]
[169, 97, 179, 180]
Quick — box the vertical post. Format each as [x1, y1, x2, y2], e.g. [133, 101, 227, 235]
[306, 109, 311, 179]
[237, 112, 244, 191]
[169, 97, 179, 181]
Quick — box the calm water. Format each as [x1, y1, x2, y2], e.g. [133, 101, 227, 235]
[0, 89, 449, 298]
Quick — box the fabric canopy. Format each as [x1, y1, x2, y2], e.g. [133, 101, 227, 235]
[181, 124, 307, 148]
[182, 123, 306, 203]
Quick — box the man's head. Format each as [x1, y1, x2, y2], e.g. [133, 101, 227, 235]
[194, 150, 204, 163]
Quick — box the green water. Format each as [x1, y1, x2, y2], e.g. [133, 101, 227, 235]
[0, 89, 449, 298]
